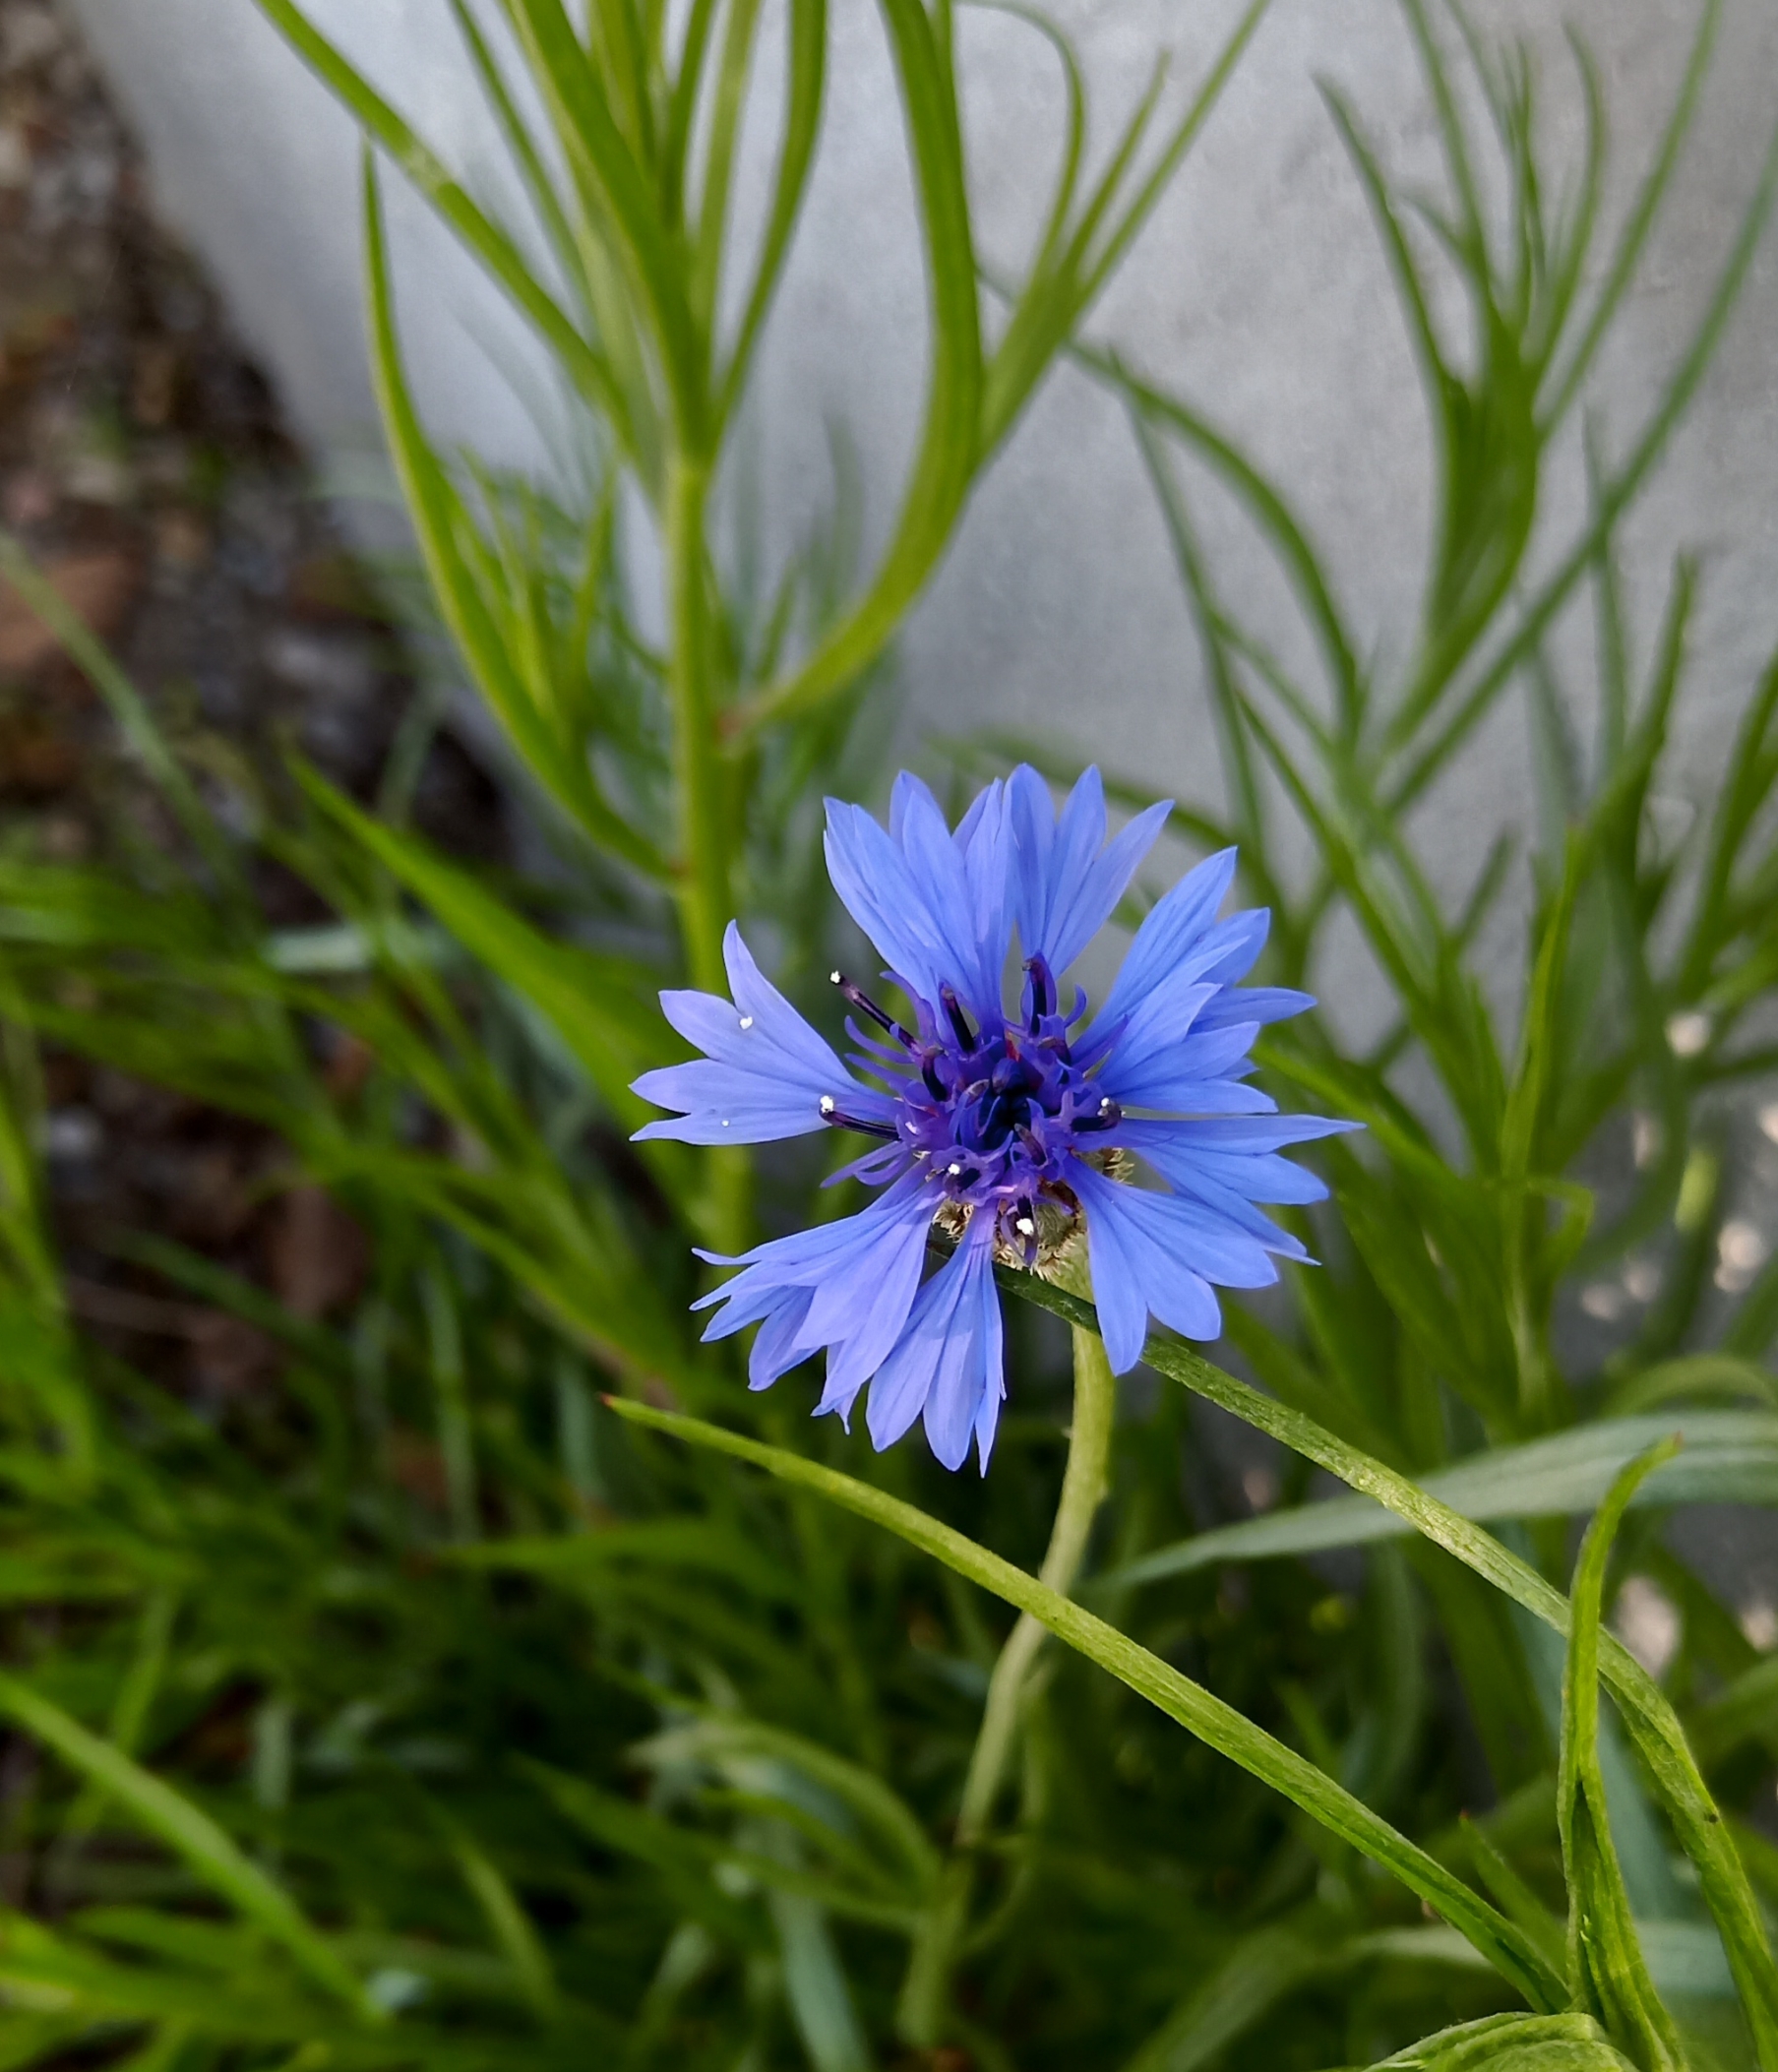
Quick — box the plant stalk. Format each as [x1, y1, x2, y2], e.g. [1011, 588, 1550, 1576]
[897, 1322, 1116, 2045]
[664, 451, 728, 998]
[664, 449, 749, 1250]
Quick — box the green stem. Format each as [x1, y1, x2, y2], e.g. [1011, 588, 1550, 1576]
[664, 450, 749, 1251]
[665, 451, 727, 997]
[897, 1324, 1116, 2045]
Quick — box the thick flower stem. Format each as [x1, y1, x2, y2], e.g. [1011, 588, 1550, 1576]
[898, 1323, 1116, 2045]
[664, 449, 748, 1251]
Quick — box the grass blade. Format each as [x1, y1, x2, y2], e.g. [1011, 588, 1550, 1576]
[0, 537, 236, 897]
[990, 1265, 1778, 2066]
[251, 0, 621, 425]
[1101, 1411, 1778, 1584]
[602, 1396, 1567, 2013]
[730, 0, 982, 735]
[1558, 1440, 1686, 2068]
[297, 770, 671, 1143]
[0, 1673, 375, 2018]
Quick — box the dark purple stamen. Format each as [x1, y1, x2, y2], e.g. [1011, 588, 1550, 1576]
[829, 970, 913, 1048]
[1073, 1095, 1122, 1134]
[1025, 953, 1054, 1031]
[817, 1095, 897, 1140]
[838, 957, 1126, 1231]
[940, 984, 975, 1050]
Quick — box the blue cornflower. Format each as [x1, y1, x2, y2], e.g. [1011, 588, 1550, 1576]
[633, 766, 1348, 1472]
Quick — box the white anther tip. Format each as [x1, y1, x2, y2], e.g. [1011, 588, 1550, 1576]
[819, 1095, 836, 1116]
[738, 1014, 754, 1030]
[1015, 1217, 1036, 1237]
[828, 970, 842, 985]
[948, 1161, 963, 1176]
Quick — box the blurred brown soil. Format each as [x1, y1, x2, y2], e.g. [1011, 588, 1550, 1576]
[0, 0, 505, 1403]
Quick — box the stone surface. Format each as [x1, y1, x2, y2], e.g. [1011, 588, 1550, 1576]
[62, 0, 1778, 1000]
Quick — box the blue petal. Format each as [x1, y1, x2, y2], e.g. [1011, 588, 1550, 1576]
[722, 923, 854, 1081]
[1160, 1165, 1317, 1249]
[1120, 1115, 1357, 1210]
[824, 799, 951, 1007]
[888, 768, 923, 843]
[1095, 978, 1216, 1098]
[1098, 848, 1238, 1026]
[796, 1196, 932, 1373]
[1099, 1019, 1264, 1112]
[1193, 986, 1316, 1030]
[920, 1226, 1004, 1472]
[633, 924, 888, 1145]
[824, 800, 936, 993]
[633, 1061, 847, 1144]
[958, 782, 1015, 1010]
[1119, 1123, 1320, 1248]
[1010, 764, 1172, 976]
[827, 780, 1012, 1027]
[1073, 1162, 1283, 1371]
[1188, 909, 1270, 989]
[865, 1220, 1005, 1471]
[952, 776, 1001, 856]
[1124, 1115, 1358, 1153]
[894, 774, 1011, 1025]
[749, 1291, 815, 1390]
[1190, 1151, 1330, 1206]
[1115, 1079, 1278, 1115]
[1105, 915, 1271, 1047]
[695, 1178, 931, 1361]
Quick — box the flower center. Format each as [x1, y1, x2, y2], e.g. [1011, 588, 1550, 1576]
[825, 956, 1124, 1267]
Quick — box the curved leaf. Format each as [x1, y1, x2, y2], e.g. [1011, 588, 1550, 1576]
[1104, 1411, 1778, 1584]
[602, 1396, 1566, 2013]
[0, 1674, 374, 2018]
[1558, 1441, 1685, 2069]
[992, 1265, 1778, 2068]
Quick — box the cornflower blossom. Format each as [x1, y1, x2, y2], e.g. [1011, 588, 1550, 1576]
[633, 766, 1348, 1472]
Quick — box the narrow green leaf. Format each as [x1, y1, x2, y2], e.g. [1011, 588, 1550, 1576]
[1542, 0, 1720, 427]
[1120, 1920, 1333, 2072]
[437, 1816, 559, 2022]
[297, 770, 667, 1137]
[1392, 113, 1778, 817]
[1606, 1357, 1778, 1415]
[251, 0, 622, 424]
[730, 0, 981, 734]
[358, 165, 668, 878]
[1689, 1652, 1778, 1768]
[0, 1673, 374, 2018]
[452, 1517, 805, 1608]
[1369, 2009, 1636, 2070]
[692, 0, 765, 336]
[715, 0, 826, 422]
[990, 1266, 1778, 2068]
[500, 0, 705, 428]
[635, 1712, 941, 1896]
[0, 1912, 338, 2042]
[603, 1397, 1566, 2012]
[520, 1761, 765, 1946]
[1107, 356, 1361, 733]
[0, 536, 235, 894]
[1557, 1440, 1686, 2069]
[1102, 1412, 1778, 1584]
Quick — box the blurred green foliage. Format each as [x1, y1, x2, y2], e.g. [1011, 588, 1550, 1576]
[3, 0, 1778, 2067]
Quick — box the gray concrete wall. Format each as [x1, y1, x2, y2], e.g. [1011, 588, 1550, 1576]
[66, 0, 1778, 974]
